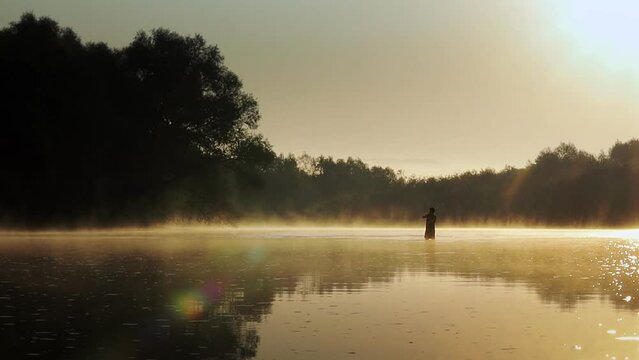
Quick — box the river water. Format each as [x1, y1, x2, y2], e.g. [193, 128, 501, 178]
[2, 227, 639, 359]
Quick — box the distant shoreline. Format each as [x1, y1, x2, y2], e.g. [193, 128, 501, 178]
[1, 219, 638, 232]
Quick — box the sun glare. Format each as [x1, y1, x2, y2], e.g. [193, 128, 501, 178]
[552, 0, 639, 70]
[587, 228, 639, 241]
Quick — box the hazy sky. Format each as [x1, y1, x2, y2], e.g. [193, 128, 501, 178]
[2, 0, 639, 176]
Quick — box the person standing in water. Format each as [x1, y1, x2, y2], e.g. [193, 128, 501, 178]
[422, 208, 436, 239]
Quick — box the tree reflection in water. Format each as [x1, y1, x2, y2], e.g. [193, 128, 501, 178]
[0, 229, 637, 358]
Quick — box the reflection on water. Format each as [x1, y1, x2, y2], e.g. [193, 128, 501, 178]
[1, 228, 639, 359]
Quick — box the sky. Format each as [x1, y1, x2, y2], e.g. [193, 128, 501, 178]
[2, 0, 639, 176]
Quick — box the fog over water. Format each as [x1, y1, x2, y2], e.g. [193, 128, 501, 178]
[2, 227, 639, 359]
[3, 3, 639, 358]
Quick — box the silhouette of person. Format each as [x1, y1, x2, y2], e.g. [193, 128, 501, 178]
[422, 207, 436, 239]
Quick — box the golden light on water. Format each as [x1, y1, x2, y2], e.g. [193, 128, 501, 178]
[5, 228, 639, 358]
[587, 229, 639, 241]
[3, 0, 639, 356]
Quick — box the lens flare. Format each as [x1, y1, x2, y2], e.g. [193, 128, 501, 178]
[202, 281, 225, 302]
[174, 280, 228, 319]
[174, 290, 205, 320]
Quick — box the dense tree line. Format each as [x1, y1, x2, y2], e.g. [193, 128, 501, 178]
[249, 141, 639, 226]
[0, 13, 273, 227]
[1, 14, 638, 228]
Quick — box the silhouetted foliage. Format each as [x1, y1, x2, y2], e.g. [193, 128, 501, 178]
[2, 13, 639, 228]
[0, 13, 273, 227]
[245, 140, 639, 226]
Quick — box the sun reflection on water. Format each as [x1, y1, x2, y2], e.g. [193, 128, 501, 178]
[587, 229, 639, 241]
[6, 228, 639, 358]
[601, 235, 639, 308]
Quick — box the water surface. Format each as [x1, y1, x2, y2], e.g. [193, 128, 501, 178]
[1, 228, 639, 359]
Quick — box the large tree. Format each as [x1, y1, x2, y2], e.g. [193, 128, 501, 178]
[0, 13, 273, 227]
